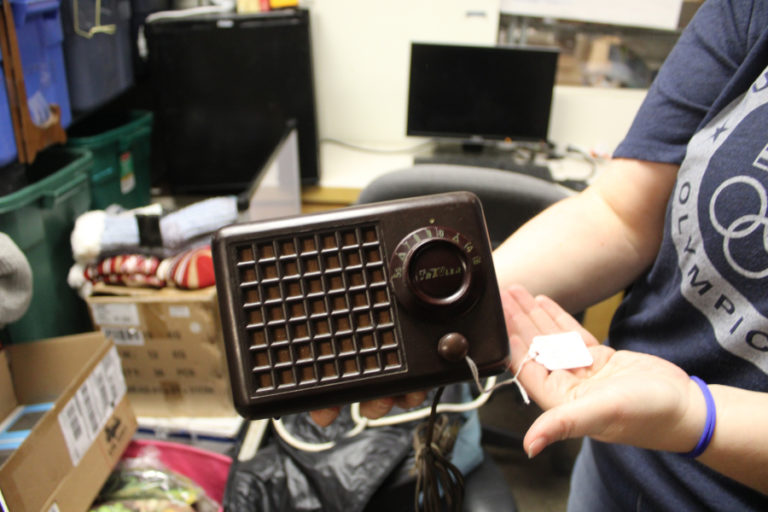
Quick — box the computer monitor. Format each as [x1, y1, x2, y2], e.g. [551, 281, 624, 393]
[406, 43, 559, 144]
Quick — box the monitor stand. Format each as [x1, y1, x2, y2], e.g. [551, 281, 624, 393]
[414, 139, 554, 182]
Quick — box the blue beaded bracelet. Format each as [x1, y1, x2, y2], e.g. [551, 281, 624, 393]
[680, 376, 716, 458]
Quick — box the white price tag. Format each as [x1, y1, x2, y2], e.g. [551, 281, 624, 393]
[529, 332, 594, 371]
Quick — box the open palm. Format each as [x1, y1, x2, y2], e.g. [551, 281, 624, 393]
[501, 285, 704, 457]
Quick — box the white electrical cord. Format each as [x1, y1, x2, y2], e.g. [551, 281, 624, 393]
[272, 409, 369, 453]
[351, 375, 498, 428]
[272, 368, 534, 453]
[271, 380, 493, 453]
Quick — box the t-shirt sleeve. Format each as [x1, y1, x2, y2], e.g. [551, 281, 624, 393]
[613, 0, 757, 164]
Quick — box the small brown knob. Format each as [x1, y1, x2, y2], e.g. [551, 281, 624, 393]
[437, 332, 469, 362]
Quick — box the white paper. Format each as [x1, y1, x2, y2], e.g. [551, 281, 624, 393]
[529, 331, 594, 370]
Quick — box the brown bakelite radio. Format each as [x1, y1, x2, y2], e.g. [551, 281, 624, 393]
[212, 192, 509, 419]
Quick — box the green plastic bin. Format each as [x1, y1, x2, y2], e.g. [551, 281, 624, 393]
[67, 110, 153, 210]
[0, 147, 93, 343]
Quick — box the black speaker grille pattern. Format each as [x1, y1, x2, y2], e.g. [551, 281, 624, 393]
[234, 223, 404, 393]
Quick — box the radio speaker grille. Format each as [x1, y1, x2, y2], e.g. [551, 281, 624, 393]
[233, 223, 405, 393]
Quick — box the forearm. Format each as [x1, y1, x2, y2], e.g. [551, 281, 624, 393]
[697, 385, 768, 494]
[493, 158, 678, 313]
[493, 190, 641, 313]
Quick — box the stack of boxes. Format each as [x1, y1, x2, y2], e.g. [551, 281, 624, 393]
[86, 286, 236, 419]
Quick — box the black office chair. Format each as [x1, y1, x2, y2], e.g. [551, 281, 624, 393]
[356, 164, 573, 249]
[357, 164, 575, 512]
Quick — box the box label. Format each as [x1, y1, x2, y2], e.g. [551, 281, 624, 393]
[91, 303, 140, 326]
[58, 348, 127, 466]
[102, 326, 145, 346]
[168, 305, 191, 318]
[120, 151, 136, 194]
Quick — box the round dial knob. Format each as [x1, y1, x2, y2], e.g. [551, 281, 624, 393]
[389, 226, 484, 315]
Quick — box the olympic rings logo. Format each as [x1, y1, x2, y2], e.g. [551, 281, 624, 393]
[709, 175, 768, 279]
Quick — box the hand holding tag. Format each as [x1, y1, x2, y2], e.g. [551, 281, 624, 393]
[503, 286, 709, 463]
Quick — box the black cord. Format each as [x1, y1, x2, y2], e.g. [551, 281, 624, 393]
[413, 386, 465, 512]
[565, 144, 599, 180]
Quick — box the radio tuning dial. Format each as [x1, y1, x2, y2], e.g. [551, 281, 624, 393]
[389, 226, 484, 315]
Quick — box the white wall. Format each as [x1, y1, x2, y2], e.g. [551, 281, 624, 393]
[305, 1, 649, 188]
[307, 0, 500, 145]
[549, 85, 647, 155]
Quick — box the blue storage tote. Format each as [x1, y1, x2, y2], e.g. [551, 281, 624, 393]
[59, 0, 134, 113]
[0, 147, 93, 343]
[0, 0, 72, 166]
[0, 51, 16, 166]
[10, 0, 72, 123]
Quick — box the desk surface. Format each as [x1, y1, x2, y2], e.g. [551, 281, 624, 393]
[318, 140, 601, 190]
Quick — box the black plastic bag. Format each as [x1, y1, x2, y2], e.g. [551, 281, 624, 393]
[224, 385, 479, 512]
[224, 408, 415, 512]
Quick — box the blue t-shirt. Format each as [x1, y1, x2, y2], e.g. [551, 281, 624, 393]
[594, 0, 768, 509]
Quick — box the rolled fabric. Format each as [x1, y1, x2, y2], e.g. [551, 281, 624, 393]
[71, 197, 237, 264]
[158, 246, 215, 289]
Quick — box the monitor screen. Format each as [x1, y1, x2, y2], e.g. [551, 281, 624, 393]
[406, 43, 559, 143]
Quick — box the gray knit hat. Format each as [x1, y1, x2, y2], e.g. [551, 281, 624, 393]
[0, 233, 33, 328]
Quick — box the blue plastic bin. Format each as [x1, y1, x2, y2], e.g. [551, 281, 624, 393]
[0, 0, 72, 166]
[60, 0, 134, 113]
[0, 52, 16, 166]
[11, 0, 72, 127]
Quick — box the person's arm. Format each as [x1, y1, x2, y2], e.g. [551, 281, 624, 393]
[503, 285, 768, 495]
[493, 157, 678, 314]
[312, 157, 678, 426]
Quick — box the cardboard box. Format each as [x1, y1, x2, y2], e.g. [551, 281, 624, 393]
[0, 332, 136, 512]
[85, 285, 236, 418]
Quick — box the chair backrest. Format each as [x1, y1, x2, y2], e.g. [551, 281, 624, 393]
[357, 164, 574, 248]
